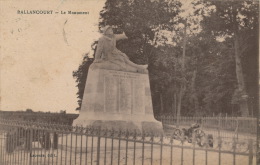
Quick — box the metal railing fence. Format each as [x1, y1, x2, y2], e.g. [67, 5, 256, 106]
[0, 119, 256, 165]
[156, 116, 257, 140]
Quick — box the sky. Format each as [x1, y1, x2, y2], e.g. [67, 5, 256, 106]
[2, 0, 254, 114]
[0, 0, 105, 113]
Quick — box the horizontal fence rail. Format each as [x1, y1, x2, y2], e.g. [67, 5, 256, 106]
[0, 119, 257, 165]
[156, 116, 257, 141]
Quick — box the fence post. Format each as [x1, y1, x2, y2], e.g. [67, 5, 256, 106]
[192, 132, 196, 165]
[29, 128, 33, 165]
[248, 139, 253, 165]
[232, 137, 237, 165]
[217, 136, 222, 165]
[53, 132, 58, 149]
[180, 133, 185, 165]
[160, 133, 163, 165]
[96, 127, 101, 165]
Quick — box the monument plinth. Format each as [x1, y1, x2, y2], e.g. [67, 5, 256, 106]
[73, 68, 162, 133]
[73, 26, 162, 133]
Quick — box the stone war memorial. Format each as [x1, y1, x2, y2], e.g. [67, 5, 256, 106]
[73, 26, 162, 133]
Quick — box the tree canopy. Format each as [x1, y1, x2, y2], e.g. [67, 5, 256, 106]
[73, 0, 258, 117]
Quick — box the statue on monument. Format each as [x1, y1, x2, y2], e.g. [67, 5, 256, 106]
[90, 26, 148, 73]
[73, 25, 163, 133]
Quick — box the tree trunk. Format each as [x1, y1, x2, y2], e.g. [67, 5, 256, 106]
[177, 20, 188, 124]
[176, 86, 183, 125]
[234, 34, 249, 116]
[170, 83, 176, 116]
[191, 70, 199, 113]
[174, 57, 177, 117]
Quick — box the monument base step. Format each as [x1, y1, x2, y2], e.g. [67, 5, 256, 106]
[73, 119, 163, 134]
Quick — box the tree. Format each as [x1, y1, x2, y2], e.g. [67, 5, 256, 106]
[99, 0, 181, 64]
[195, 0, 259, 116]
[151, 22, 239, 116]
[73, 0, 258, 117]
[73, 0, 182, 112]
[72, 53, 94, 110]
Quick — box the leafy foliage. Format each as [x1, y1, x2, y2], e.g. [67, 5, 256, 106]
[72, 53, 93, 110]
[73, 0, 258, 117]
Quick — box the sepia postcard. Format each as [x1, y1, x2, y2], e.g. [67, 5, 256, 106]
[0, 0, 259, 164]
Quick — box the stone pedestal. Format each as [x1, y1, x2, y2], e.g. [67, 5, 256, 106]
[73, 68, 162, 133]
